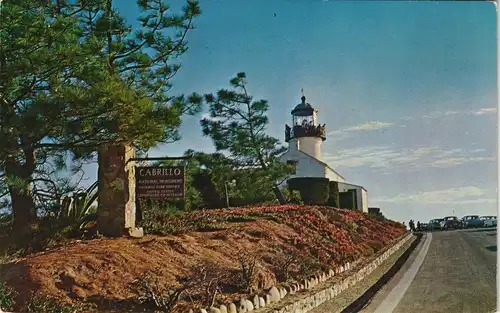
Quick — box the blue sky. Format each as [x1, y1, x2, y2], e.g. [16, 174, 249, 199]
[81, 0, 497, 223]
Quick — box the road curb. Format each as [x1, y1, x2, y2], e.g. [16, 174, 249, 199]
[255, 233, 416, 313]
[340, 232, 423, 313]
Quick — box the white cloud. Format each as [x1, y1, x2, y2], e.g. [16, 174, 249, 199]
[372, 187, 495, 205]
[431, 156, 495, 168]
[421, 107, 497, 119]
[323, 145, 495, 171]
[473, 108, 497, 115]
[344, 121, 394, 132]
[327, 121, 394, 140]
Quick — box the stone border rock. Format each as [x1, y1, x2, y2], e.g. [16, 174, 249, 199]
[188, 233, 414, 313]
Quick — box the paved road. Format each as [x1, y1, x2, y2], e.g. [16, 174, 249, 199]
[360, 229, 497, 313]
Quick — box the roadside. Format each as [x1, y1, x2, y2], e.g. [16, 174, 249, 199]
[362, 229, 497, 313]
[308, 233, 418, 313]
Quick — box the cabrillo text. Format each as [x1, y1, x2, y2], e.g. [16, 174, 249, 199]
[137, 167, 182, 177]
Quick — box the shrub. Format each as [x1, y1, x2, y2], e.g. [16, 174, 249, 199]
[297, 258, 329, 281]
[368, 212, 386, 221]
[236, 252, 258, 293]
[0, 214, 12, 238]
[26, 294, 88, 313]
[346, 221, 358, 233]
[339, 190, 357, 209]
[135, 270, 188, 313]
[274, 253, 298, 282]
[185, 263, 227, 308]
[57, 181, 99, 235]
[138, 201, 186, 235]
[0, 282, 14, 312]
[282, 187, 303, 204]
[327, 181, 340, 208]
[287, 177, 330, 205]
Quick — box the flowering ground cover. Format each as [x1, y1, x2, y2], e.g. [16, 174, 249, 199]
[1, 205, 406, 312]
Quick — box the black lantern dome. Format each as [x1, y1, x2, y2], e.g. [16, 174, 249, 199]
[285, 94, 326, 143]
[291, 96, 315, 116]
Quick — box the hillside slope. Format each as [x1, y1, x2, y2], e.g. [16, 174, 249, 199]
[2, 205, 406, 312]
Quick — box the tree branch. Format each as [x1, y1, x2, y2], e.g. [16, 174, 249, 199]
[113, 11, 163, 61]
[118, 18, 193, 73]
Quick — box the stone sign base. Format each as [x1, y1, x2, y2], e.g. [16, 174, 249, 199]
[97, 144, 143, 238]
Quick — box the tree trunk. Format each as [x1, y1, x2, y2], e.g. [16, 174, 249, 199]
[10, 183, 37, 235]
[256, 155, 287, 205]
[5, 151, 37, 235]
[272, 185, 286, 205]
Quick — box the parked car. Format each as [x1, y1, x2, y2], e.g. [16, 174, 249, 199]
[481, 216, 497, 228]
[461, 215, 483, 228]
[427, 218, 444, 231]
[440, 216, 461, 230]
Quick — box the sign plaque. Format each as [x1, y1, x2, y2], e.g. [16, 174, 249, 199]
[135, 166, 185, 200]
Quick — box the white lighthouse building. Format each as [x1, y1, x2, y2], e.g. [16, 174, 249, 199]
[279, 94, 368, 213]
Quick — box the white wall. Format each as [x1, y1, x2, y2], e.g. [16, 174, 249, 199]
[280, 148, 368, 212]
[296, 137, 323, 161]
[338, 182, 368, 212]
[338, 182, 352, 192]
[325, 167, 345, 183]
[356, 190, 362, 211]
[279, 149, 327, 188]
[361, 189, 368, 213]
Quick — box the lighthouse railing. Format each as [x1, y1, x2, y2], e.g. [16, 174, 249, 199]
[285, 124, 326, 141]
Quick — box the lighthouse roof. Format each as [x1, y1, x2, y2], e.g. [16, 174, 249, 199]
[291, 96, 316, 116]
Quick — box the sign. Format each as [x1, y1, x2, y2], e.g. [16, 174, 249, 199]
[135, 166, 185, 200]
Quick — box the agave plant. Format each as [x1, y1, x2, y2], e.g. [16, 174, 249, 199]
[59, 181, 98, 231]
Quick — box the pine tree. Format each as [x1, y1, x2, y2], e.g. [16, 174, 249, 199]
[0, 0, 202, 234]
[200, 72, 289, 205]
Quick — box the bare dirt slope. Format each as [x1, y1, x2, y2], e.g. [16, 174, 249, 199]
[1, 205, 406, 312]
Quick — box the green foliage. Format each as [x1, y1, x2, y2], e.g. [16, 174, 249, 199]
[0, 213, 12, 238]
[327, 181, 340, 208]
[189, 150, 274, 207]
[26, 294, 89, 313]
[287, 177, 330, 205]
[236, 252, 258, 293]
[346, 221, 359, 233]
[282, 187, 303, 204]
[200, 72, 290, 204]
[0, 183, 99, 256]
[339, 190, 357, 210]
[57, 181, 98, 234]
[138, 200, 186, 235]
[228, 169, 278, 206]
[368, 212, 386, 221]
[155, 149, 282, 209]
[0, 282, 15, 312]
[0, 0, 202, 232]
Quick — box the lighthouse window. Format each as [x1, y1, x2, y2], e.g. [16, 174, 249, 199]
[287, 160, 297, 174]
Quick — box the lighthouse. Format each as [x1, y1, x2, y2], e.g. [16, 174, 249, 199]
[281, 93, 344, 183]
[279, 93, 369, 213]
[285, 94, 326, 161]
